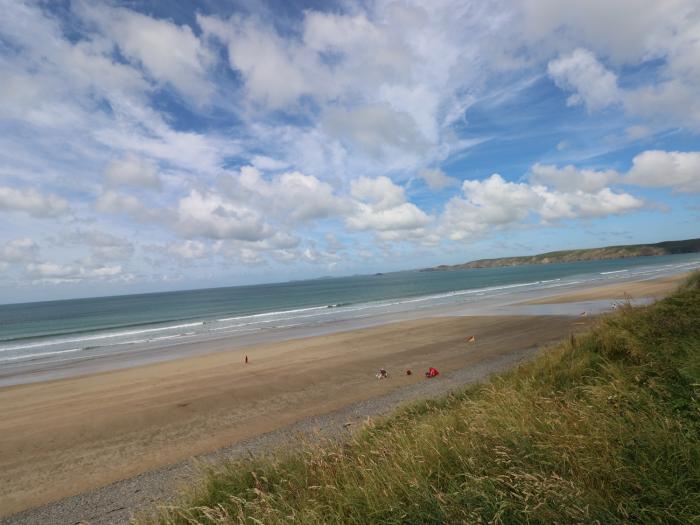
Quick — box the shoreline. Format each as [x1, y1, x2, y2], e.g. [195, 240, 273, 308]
[0, 272, 691, 523]
[1, 268, 694, 388]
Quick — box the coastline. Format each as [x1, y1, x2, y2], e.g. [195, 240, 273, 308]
[2, 259, 697, 389]
[1, 314, 586, 520]
[0, 271, 690, 523]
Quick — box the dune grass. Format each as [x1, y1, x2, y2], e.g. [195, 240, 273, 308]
[141, 272, 700, 524]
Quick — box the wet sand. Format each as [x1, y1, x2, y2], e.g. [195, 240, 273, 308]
[519, 273, 688, 304]
[0, 314, 583, 518]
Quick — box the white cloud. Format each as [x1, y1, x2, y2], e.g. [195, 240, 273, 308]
[94, 190, 164, 223]
[529, 1, 700, 128]
[199, 14, 309, 108]
[26, 262, 127, 283]
[323, 104, 427, 159]
[536, 187, 644, 221]
[250, 155, 288, 171]
[0, 185, 70, 217]
[441, 173, 643, 241]
[547, 48, 621, 111]
[1, 0, 698, 293]
[167, 240, 209, 259]
[350, 176, 407, 211]
[199, 3, 494, 176]
[623, 80, 700, 129]
[347, 176, 432, 232]
[1, 237, 38, 263]
[530, 163, 619, 193]
[627, 150, 700, 193]
[105, 154, 161, 190]
[239, 248, 265, 266]
[626, 125, 651, 140]
[27, 262, 77, 280]
[234, 166, 348, 222]
[176, 189, 271, 241]
[80, 3, 214, 100]
[348, 202, 432, 232]
[63, 230, 134, 261]
[419, 169, 459, 190]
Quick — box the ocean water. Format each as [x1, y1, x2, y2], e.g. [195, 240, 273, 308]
[1, 253, 699, 372]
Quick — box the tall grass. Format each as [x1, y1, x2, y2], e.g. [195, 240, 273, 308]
[141, 272, 700, 524]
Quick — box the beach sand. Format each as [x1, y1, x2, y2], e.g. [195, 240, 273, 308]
[519, 273, 688, 304]
[0, 314, 586, 519]
[1, 272, 690, 522]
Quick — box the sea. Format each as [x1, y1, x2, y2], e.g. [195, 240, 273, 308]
[1, 253, 699, 383]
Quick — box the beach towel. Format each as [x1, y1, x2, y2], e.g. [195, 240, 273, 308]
[426, 367, 439, 378]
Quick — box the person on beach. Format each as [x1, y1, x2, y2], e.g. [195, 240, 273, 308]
[376, 368, 388, 379]
[425, 367, 439, 378]
[245, 355, 248, 364]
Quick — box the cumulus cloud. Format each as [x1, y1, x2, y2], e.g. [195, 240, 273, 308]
[1, 237, 38, 263]
[419, 169, 459, 190]
[536, 187, 644, 221]
[199, 14, 310, 109]
[167, 240, 209, 259]
[441, 174, 643, 241]
[0, 185, 70, 217]
[198, 3, 491, 174]
[233, 166, 348, 222]
[94, 191, 164, 223]
[548, 48, 621, 111]
[176, 189, 271, 241]
[104, 154, 161, 190]
[323, 104, 427, 159]
[530, 163, 619, 193]
[250, 155, 288, 171]
[350, 176, 407, 211]
[1, 0, 698, 292]
[79, 3, 214, 100]
[26, 262, 127, 283]
[627, 150, 700, 193]
[347, 176, 432, 232]
[63, 230, 135, 261]
[533, 2, 700, 128]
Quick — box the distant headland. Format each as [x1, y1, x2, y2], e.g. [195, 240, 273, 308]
[421, 238, 700, 271]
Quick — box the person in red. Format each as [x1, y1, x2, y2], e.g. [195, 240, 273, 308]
[425, 367, 439, 378]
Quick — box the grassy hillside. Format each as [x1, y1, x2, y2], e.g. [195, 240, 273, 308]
[423, 237, 700, 270]
[142, 272, 700, 524]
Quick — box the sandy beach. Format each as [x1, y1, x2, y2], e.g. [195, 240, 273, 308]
[0, 272, 690, 523]
[519, 273, 687, 304]
[0, 314, 588, 519]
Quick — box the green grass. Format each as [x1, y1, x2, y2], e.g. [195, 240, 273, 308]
[141, 272, 700, 524]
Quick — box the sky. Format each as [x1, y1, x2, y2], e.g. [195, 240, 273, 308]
[0, 0, 699, 303]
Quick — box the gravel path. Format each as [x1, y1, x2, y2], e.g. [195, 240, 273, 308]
[1, 344, 540, 525]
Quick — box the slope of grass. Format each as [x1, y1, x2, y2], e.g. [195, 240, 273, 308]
[142, 272, 700, 524]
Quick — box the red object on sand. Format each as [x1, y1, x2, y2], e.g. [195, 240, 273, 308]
[426, 367, 439, 378]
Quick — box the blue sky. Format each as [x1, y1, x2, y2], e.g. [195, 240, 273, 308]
[0, 0, 699, 303]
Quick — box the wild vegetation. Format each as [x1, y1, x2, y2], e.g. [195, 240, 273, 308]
[422, 237, 700, 270]
[142, 272, 700, 524]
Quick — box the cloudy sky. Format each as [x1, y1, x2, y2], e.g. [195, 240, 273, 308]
[1, 0, 699, 303]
